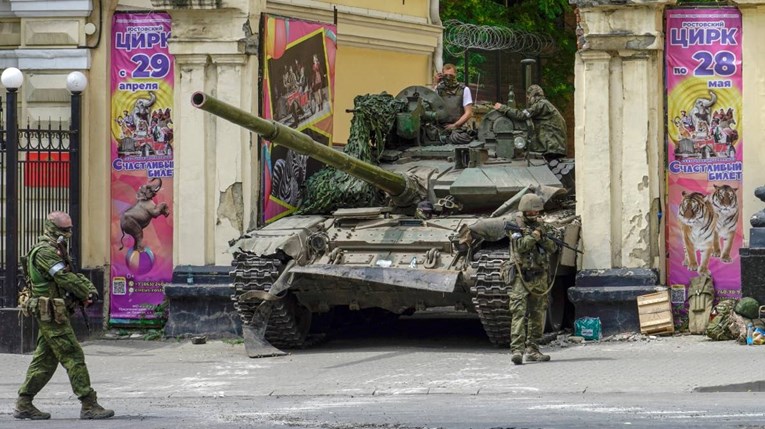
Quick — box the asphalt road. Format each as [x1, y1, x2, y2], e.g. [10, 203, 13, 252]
[2, 315, 764, 429]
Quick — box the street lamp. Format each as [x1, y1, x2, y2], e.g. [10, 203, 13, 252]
[2, 67, 22, 307]
[66, 71, 88, 93]
[67, 71, 87, 270]
[1, 67, 24, 91]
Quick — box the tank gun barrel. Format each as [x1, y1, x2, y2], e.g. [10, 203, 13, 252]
[191, 92, 409, 198]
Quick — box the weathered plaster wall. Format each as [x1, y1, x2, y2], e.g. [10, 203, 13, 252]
[573, 0, 669, 278]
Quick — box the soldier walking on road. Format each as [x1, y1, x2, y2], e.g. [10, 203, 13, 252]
[507, 195, 558, 365]
[14, 211, 114, 420]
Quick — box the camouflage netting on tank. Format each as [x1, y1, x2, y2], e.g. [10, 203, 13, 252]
[298, 94, 404, 214]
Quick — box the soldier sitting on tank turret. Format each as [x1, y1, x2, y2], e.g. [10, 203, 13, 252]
[435, 64, 474, 145]
[494, 85, 566, 159]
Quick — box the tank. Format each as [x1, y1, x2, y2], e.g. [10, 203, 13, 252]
[191, 91, 579, 358]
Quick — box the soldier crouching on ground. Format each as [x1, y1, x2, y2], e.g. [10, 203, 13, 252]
[14, 211, 114, 420]
[507, 194, 558, 365]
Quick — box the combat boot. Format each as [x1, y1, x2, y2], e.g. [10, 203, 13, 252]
[79, 392, 114, 420]
[511, 352, 523, 365]
[525, 347, 551, 362]
[13, 395, 51, 420]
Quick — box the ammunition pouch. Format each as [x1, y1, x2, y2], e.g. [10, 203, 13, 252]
[17, 287, 32, 317]
[521, 268, 544, 282]
[500, 261, 516, 285]
[51, 298, 68, 324]
[38, 297, 52, 322]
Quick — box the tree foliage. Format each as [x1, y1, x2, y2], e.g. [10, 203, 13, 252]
[440, 0, 575, 110]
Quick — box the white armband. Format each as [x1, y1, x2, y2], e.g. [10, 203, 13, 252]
[48, 262, 66, 277]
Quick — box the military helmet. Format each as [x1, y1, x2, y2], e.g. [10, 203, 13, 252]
[526, 84, 545, 99]
[519, 194, 545, 212]
[734, 297, 761, 319]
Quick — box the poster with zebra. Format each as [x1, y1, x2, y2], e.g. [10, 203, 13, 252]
[665, 7, 743, 300]
[260, 15, 336, 224]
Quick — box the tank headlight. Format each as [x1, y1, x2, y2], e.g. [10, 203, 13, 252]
[308, 232, 329, 254]
[514, 137, 526, 150]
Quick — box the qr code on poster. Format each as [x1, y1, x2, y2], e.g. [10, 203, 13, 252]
[670, 284, 686, 304]
[112, 277, 127, 296]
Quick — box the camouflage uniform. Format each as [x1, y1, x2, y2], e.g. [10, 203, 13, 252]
[15, 214, 113, 420]
[497, 85, 567, 157]
[508, 213, 557, 362]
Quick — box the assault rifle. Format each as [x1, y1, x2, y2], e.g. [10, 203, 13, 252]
[56, 236, 92, 334]
[504, 222, 583, 254]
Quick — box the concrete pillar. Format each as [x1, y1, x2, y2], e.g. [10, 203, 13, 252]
[572, 1, 670, 283]
[173, 54, 209, 266]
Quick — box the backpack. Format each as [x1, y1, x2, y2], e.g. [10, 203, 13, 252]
[706, 299, 738, 341]
[687, 275, 714, 334]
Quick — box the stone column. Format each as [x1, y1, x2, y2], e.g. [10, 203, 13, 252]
[165, 1, 258, 268]
[568, 0, 672, 333]
[172, 54, 209, 266]
[572, 0, 670, 280]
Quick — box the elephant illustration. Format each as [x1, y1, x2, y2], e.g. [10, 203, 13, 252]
[119, 177, 170, 252]
[132, 91, 157, 138]
[690, 90, 717, 135]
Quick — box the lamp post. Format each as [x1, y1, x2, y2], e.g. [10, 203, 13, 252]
[2, 67, 22, 307]
[66, 71, 87, 271]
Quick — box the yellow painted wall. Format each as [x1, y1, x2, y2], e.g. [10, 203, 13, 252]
[314, 0, 430, 18]
[741, 4, 765, 245]
[333, 46, 431, 144]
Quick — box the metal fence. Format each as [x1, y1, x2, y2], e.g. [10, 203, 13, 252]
[0, 92, 80, 307]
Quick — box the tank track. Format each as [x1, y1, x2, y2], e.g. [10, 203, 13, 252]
[470, 249, 512, 347]
[231, 251, 317, 349]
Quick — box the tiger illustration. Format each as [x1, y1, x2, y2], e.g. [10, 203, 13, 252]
[678, 191, 718, 274]
[709, 184, 739, 263]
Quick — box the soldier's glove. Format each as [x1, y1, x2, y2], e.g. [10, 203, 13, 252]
[531, 229, 543, 241]
[88, 291, 99, 302]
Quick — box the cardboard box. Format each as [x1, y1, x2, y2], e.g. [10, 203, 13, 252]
[637, 290, 675, 336]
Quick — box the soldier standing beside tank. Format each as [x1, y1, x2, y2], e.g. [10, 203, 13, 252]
[507, 194, 558, 365]
[14, 211, 114, 420]
[435, 63, 474, 144]
[494, 84, 567, 158]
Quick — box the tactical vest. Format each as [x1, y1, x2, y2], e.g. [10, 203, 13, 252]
[440, 85, 465, 124]
[27, 244, 62, 299]
[511, 214, 549, 272]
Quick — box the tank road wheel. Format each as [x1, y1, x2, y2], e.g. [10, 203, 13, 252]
[470, 249, 512, 347]
[231, 252, 315, 349]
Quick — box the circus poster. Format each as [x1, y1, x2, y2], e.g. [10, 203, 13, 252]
[260, 14, 337, 224]
[665, 8, 743, 301]
[109, 12, 174, 324]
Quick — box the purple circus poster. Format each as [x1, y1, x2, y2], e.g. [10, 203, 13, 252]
[109, 12, 174, 325]
[665, 8, 743, 302]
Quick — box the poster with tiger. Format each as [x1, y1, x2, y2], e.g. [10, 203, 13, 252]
[665, 8, 743, 300]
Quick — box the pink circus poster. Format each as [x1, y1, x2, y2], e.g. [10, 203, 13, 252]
[109, 12, 174, 324]
[665, 8, 743, 301]
[260, 15, 337, 224]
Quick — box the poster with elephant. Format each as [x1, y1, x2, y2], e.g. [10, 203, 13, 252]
[109, 12, 174, 325]
[260, 14, 336, 224]
[665, 7, 743, 302]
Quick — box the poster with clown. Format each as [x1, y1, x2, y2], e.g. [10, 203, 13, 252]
[665, 7, 743, 303]
[109, 12, 174, 324]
